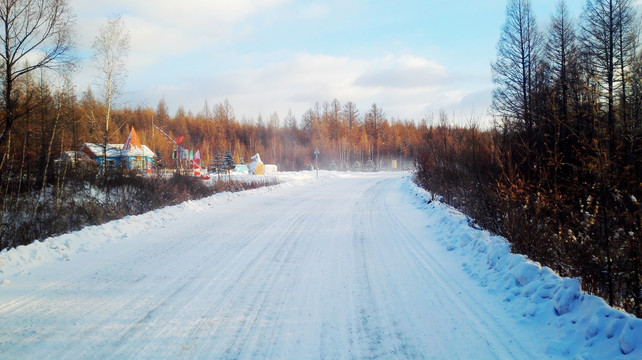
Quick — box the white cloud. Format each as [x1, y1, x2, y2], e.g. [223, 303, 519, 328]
[69, 0, 492, 125]
[71, 0, 292, 100]
[139, 53, 489, 123]
[73, 0, 289, 25]
[147, 53, 370, 117]
[355, 55, 452, 89]
[120, 18, 191, 71]
[71, 0, 289, 67]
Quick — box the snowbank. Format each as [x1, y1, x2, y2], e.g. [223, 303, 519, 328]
[0, 170, 337, 278]
[402, 178, 642, 359]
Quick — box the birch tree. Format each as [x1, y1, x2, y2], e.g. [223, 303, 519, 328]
[92, 15, 129, 170]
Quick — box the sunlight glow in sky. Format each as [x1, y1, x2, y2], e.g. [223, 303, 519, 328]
[71, 0, 588, 125]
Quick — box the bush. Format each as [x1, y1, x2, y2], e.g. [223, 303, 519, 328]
[414, 122, 642, 316]
[0, 169, 279, 251]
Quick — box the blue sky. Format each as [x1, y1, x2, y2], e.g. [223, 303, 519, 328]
[70, 0, 588, 125]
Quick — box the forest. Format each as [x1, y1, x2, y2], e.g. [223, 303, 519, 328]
[0, 84, 424, 177]
[416, 0, 642, 316]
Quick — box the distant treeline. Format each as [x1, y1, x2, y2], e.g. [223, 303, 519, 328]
[416, 0, 641, 316]
[0, 79, 423, 177]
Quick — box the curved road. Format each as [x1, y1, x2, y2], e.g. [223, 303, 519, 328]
[0, 173, 540, 359]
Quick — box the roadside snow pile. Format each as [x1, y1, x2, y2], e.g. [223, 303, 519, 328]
[0, 170, 329, 279]
[403, 177, 642, 360]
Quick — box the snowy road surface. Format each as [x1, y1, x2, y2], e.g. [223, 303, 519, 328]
[1, 172, 639, 359]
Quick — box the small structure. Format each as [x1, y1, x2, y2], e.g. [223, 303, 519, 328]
[81, 126, 155, 171]
[265, 164, 278, 175]
[249, 153, 265, 175]
[234, 164, 249, 174]
[248, 154, 277, 175]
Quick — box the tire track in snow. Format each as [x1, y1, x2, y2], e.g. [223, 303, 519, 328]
[125, 201, 307, 358]
[0, 173, 550, 359]
[377, 178, 536, 359]
[349, 180, 424, 359]
[1, 198, 280, 358]
[0, 229, 195, 357]
[218, 214, 307, 358]
[234, 188, 361, 359]
[178, 195, 320, 358]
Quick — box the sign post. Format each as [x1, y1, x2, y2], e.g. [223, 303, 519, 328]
[314, 148, 319, 179]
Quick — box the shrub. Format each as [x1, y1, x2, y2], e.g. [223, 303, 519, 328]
[0, 170, 279, 251]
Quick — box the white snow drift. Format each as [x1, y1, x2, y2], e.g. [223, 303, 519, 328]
[404, 180, 642, 359]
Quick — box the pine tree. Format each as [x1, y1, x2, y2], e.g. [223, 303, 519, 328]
[223, 150, 235, 178]
[352, 161, 362, 171]
[365, 159, 375, 172]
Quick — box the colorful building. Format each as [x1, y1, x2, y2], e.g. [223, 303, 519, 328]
[81, 127, 155, 171]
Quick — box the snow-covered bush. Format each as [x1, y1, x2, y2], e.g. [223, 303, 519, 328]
[0, 171, 278, 251]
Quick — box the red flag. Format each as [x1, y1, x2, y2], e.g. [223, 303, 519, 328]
[176, 136, 183, 145]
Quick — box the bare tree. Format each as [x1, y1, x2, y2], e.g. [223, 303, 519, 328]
[579, 0, 639, 308]
[492, 0, 542, 182]
[364, 103, 385, 164]
[92, 15, 129, 170]
[342, 101, 359, 129]
[581, 0, 637, 153]
[155, 98, 170, 128]
[547, 0, 577, 126]
[491, 0, 541, 142]
[328, 98, 341, 141]
[0, 0, 74, 152]
[285, 108, 297, 131]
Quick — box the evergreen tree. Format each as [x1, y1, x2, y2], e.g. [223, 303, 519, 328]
[223, 150, 235, 177]
[365, 159, 375, 172]
[328, 160, 337, 171]
[352, 161, 362, 171]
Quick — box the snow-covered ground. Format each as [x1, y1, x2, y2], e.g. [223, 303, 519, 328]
[0, 171, 640, 359]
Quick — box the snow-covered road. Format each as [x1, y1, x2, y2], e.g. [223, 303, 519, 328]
[1, 172, 640, 359]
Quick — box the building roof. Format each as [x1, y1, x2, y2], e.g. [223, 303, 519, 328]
[82, 143, 155, 158]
